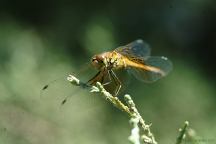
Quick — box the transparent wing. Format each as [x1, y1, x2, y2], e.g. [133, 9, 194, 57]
[115, 39, 151, 60]
[128, 56, 172, 83]
[40, 62, 94, 105]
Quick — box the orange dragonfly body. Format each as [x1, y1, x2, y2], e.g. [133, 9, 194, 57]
[87, 39, 172, 96]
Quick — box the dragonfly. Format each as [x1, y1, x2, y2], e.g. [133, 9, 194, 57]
[87, 39, 172, 96]
[41, 39, 172, 104]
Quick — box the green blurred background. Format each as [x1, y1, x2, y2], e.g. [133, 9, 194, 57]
[0, 0, 216, 144]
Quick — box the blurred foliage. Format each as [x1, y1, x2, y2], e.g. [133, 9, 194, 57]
[0, 0, 216, 144]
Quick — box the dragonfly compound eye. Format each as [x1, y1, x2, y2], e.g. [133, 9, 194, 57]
[91, 56, 104, 69]
[92, 57, 98, 63]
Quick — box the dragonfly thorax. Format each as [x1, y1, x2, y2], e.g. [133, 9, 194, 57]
[91, 51, 125, 70]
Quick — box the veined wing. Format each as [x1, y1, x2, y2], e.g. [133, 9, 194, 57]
[114, 39, 151, 60]
[128, 56, 172, 83]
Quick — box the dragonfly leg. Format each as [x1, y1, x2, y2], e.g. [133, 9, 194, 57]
[110, 70, 121, 96]
[88, 69, 110, 86]
[102, 70, 112, 86]
[87, 71, 102, 85]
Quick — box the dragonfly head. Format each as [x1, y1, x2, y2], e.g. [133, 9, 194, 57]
[91, 54, 107, 70]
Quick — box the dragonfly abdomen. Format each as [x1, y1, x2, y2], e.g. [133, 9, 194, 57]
[124, 58, 166, 76]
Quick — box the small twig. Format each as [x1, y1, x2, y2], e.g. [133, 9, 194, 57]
[91, 82, 131, 114]
[125, 94, 157, 144]
[67, 74, 157, 144]
[129, 116, 140, 144]
[67, 75, 89, 88]
[176, 121, 189, 144]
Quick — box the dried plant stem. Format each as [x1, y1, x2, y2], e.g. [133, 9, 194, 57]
[67, 74, 157, 144]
